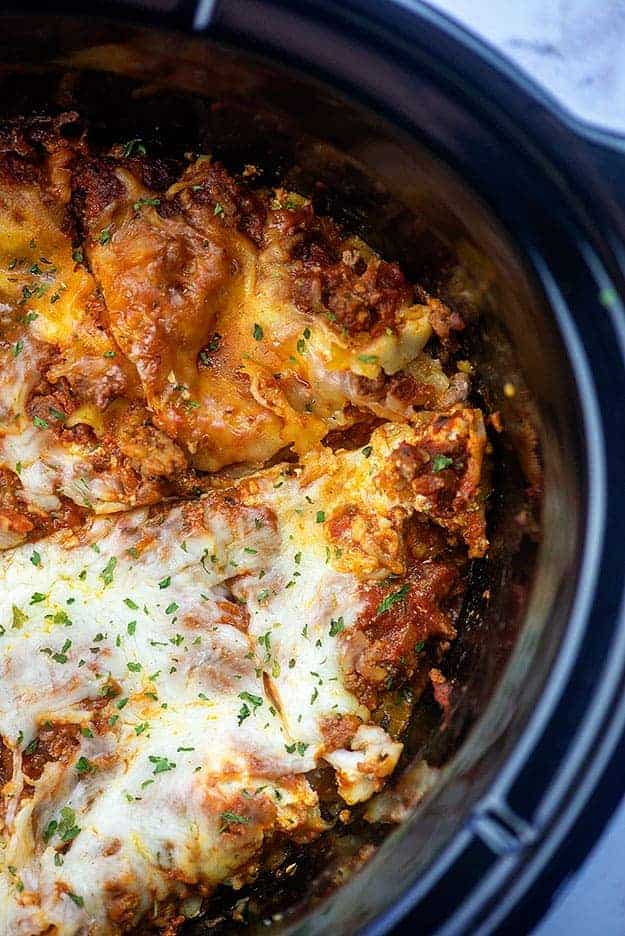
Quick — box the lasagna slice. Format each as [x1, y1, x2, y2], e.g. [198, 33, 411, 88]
[0, 131, 201, 549]
[0, 411, 485, 935]
[76, 150, 468, 472]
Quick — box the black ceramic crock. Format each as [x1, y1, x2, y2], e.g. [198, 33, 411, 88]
[3, 2, 625, 934]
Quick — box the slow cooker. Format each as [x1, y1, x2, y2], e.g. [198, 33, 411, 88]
[2, 1, 625, 933]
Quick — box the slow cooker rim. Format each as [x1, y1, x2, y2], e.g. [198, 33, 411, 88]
[3, 4, 625, 934]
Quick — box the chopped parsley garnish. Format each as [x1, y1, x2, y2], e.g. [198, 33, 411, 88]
[30, 592, 46, 605]
[127, 621, 136, 636]
[24, 737, 38, 756]
[376, 584, 410, 615]
[124, 598, 139, 610]
[99, 226, 112, 245]
[315, 511, 326, 524]
[135, 722, 150, 735]
[213, 202, 224, 217]
[75, 756, 95, 774]
[33, 415, 49, 430]
[127, 661, 142, 672]
[48, 407, 66, 422]
[80, 726, 93, 738]
[239, 691, 263, 711]
[72, 247, 84, 263]
[165, 602, 179, 615]
[133, 197, 161, 212]
[362, 445, 373, 458]
[219, 811, 250, 832]
[100, 557, 117, 586]
[329, 616, 345, 636]
[30, 550, 42, 567]
[12, 340, 23, 357]
[43, 819, 58, 843]
[253, 323, 263, 341]
[57, 806, 81, 842]
[122, 138, 147, 157]
[358, 354, 379, 364]
[431, 454, 454, 472]
[12, 605, 28, 628]
[158, 576, 171, 589]
[148, 755, 176, 774]
[67, 893, 84, 908]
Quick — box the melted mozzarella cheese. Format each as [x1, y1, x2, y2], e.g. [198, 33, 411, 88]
[1, 422, 451, 934]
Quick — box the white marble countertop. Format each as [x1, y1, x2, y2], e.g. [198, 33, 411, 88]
[427, 0, 625, 133]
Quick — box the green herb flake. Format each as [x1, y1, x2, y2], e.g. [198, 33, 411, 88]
[149, 755, 176, 774]
[12, 605, 28, 628]
[315, 510, 326, 524]
[376, 584, 410, 616]
[158, 576, 171, 589]
[431, 454, 453, 472]
[122, 138, 147, 158]
[33, 415, 49, 430]
[133, 197, 161, 212]
[99, 556, 117, 587]
[220, 811, 250, 832]
[24, 737, 38, 756]
[253, 323, 263, 341]
[329, 616, 345, 636]
[75, 756, 95, 774]
[99, 227, 112, 246]
[43, 819, 58, 843]
[30, 550, 42, 567]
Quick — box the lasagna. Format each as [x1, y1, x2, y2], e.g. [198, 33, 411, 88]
[0, 113, 488, 935]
